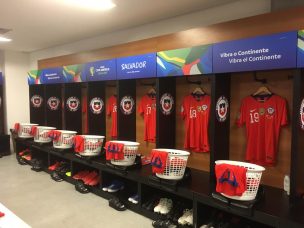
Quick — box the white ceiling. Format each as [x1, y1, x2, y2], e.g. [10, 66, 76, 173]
[0, 0, 239, 52]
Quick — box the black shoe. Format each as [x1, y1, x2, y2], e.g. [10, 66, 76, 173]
[152, 219, 176, 228]
[146, 197, 160, 211]
[31, 159, 43, 172]
[17, 156, 27, 165]
[109, 197, 127, 211]
[75, 180, 90, 194]
[51, 171, 63, 182]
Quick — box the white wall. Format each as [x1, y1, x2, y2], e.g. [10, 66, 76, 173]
[29, 0, 271, 68]
[4, 50, 30, 137]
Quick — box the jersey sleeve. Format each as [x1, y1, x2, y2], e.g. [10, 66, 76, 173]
[280, 98, 288, 126]
[236, 98, 246, 127]
[138, 97, 144, 115]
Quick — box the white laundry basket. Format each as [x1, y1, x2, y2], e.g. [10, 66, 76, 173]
[108, 141, 140, 166]
[53, 130, 77, 149]
[18, 123, 38, 138]
[215, 160, 265, 201]
[153, 149, 190, 180]
[76, 135, 105, 156]
[34, 126, 56, 143]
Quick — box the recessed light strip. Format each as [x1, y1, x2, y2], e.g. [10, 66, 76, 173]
[65, 0, 116, 10]
[0, 37, 12, 42]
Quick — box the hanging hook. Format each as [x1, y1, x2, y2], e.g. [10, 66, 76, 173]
[253, 72, 267, 84]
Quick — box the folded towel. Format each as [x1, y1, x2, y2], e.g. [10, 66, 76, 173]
[215, 163, 247, 196]
[151, 150, 168, 174]
[105, 141, 124, 160]
[47, 130, 62, 142]
[74, 135, 85, 153]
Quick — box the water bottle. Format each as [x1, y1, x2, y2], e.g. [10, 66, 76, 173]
[284, 175, 290, 195]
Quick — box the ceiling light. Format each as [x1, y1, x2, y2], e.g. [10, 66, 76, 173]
[0, 37, 12, 42]
[65, 0, 116, 10]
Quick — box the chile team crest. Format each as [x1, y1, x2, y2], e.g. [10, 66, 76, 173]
[47, 97, 60, 110]
[300, 99, 304, 130]
[216, 96, 229, 122]
[120, 96, 134, 115]
[160, 93, 174, 115]
[66, 96, 80, 112]
[31, 95, 43, 108]
[90, 97, 104, 114]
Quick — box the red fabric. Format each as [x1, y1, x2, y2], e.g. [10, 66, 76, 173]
[215, 164, 247, 196]
[87, 175, 100, 186]
[151, 150, 168, 174]
[83, 171, 99, 185]
[30, 126, 38, 136]
[106, 95, 117, 138]
[73, 170, 90, 180]
[0, 211, 5, 217]
[181, 94, 211, 152]
[105, 141, 124, 160]
[138, 95, 156, 142]
[236, 95, 288, 166]
[14, 123, 20, 133]
[48, 162, 60, 171]
[18, 149, 30, 156]
[47, 130, 62, 142]
[74, 135, 85, 153]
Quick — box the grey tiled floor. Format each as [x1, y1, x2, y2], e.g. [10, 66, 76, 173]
[0, 155, 152, 228]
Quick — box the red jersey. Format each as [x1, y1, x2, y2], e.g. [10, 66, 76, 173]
[138, 95, 156, 142]
[106, 95, 117, 138]
[236, 95, 288, 166]
[181, 94, 210, 152]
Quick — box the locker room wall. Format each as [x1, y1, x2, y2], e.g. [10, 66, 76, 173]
[175, 76, 212, 172]
[230, 70, 293, 189]
[136, 79, 156, 156]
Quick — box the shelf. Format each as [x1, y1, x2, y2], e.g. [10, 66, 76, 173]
[13, 138, 304, 228]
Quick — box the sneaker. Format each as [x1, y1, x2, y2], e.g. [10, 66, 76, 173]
[160, 199, 173, 215]
[107, 180, 124, 193]
[154, 198, 167, 213]
[128, 194, 139, 204]
[178, 209, 193, 225]
[184, 209, 193, 225]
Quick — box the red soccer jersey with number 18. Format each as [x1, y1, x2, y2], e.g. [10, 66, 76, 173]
[236, 95, 288, 166]
[181, 94, 211, 152]
[106, 95, 117, 138]
[138, 95, 156, 143]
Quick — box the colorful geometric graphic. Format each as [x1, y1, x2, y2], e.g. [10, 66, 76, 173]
[297, 30, 304, 67]
[63, 64, 85, 83]
[157, 45, 212, 77]
[28, 70, 41, 85]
